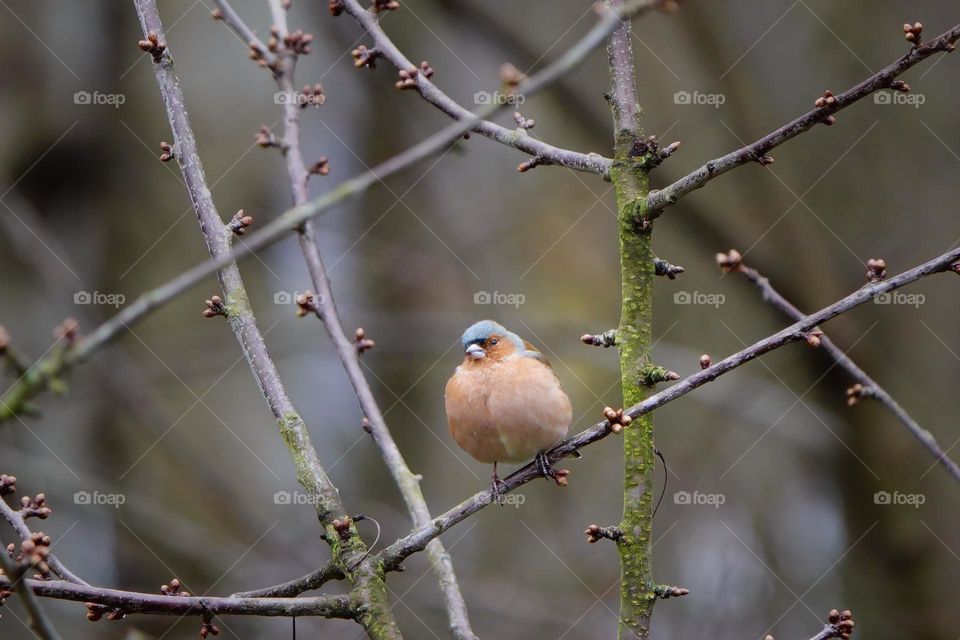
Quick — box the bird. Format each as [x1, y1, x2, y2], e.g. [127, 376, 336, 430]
[444, 320, 573, 496]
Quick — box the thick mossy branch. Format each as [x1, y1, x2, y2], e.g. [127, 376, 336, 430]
[606, 2, 660, 637]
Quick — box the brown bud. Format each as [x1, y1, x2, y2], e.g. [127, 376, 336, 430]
[499, 62, 527, 89]
[865, 258, 887, 283]
[159, 141, 174, 163]
[805, 329, 824, 348]
[551, 468, 570, 487]
[715, 249, 742, 272]
[699, 354, 712, 369]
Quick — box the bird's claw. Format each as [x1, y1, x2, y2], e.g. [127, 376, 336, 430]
[535, 451, 570, 487]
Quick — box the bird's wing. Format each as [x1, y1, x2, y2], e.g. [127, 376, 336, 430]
[521, 340, 552, 368]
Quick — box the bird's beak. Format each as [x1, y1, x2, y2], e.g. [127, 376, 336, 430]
[465, 344, 486, 360]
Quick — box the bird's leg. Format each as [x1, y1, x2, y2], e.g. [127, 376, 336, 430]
[490, 462, 507, 504]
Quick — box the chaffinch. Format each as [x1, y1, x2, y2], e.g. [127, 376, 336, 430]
[445, 320, 573, 494]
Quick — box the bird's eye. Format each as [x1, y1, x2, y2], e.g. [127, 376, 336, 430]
[489, 338, 498, 346]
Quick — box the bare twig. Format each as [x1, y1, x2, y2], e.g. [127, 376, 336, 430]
[211, 0, 277, 67]
[0, 553, 63, 640]
[730, 256, 960, 484]
[0, 496, 87, 586]
[0, 577, 354, 619]
[647, 22, 960, 215]
[256, 0, 476, 640]
[131, 3, 400, 636]
[230, 562, 344, 598]
[376, 243, 960, 567]
[257, 0, 477, 635]
[338, 0, 664, 176]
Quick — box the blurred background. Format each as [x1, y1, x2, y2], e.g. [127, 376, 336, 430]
[1, 1, 958, 638]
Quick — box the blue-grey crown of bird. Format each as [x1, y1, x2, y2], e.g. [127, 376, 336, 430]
[459, 320, 525, 354]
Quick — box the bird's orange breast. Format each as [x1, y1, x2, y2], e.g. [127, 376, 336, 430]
[445, 355, 572, 464]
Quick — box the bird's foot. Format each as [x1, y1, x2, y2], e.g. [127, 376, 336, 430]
[535, 451, 570, 487]
[490, 474, 508, 505]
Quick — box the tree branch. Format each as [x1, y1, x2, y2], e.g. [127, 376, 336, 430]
[230, 562, 344, 598]
[131, 2, 398, 636]
[376, 243, 960, 568]
[0, 553, 63, 640]
[646, 22, 960, 216]
[603, 0, 659, 636]
[0, 495, 87, 586]
[251, 1, 479, 635]
[0, 577, 354, 619]
[729, 254, 960, 484]
[338, 0, 663, 176]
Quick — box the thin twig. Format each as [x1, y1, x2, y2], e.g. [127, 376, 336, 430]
[339, 0, 663, 175]
[732, 258, 960, 484]
[0, 497, 88, 586]
[0, 553, 63, 640]
[647, 22, 960, 215]
[376, 244, 960, 567]
[131, 5, 403, 636]
[258, 0, 478, 636]
[230, 562, 344, 598]
[211, 0, 277, 67]
[131, 0, 346, 526]
[0, 577, 354, 618]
